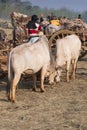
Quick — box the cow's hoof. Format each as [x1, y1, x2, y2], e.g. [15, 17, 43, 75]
[11, 99, 16, 103]
[41, 88, 45, 92]
[9, 98, 16, 103]
[32, 87, 37, 92]
[71, 76, 75, 80]
[7, 95, 12, 102]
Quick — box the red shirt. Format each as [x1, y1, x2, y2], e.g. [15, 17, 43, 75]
[27, 21, 42, 36]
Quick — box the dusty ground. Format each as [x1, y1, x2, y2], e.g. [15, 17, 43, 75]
[0, 21, 87, 130]
[0, 55, 87, 130]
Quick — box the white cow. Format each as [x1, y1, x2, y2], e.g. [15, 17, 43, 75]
[7, 35, 56, 102]
[55, 34, 81, 82]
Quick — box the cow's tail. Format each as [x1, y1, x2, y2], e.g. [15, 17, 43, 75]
[6, 51, 13, 95]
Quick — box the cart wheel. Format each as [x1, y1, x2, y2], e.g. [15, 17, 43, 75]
[49, 30, 75, 46]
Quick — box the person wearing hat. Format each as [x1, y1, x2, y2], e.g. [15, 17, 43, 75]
[26, 14, 43, 43]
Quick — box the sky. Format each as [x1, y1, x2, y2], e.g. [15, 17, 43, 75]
[22, 0, 87, 12]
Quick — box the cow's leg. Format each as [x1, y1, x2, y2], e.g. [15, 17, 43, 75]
[8, 80, 13, 102]
[32, 74, 37, 91]
[71, 59, 77, 80]
[40, 67, 47, 92]
[10, 74, 21, 102]
[6, 80, 11, 101]
[66, 61, 70, 82]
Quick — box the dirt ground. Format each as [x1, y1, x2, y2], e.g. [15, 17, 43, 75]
[0, 54, 87, 130]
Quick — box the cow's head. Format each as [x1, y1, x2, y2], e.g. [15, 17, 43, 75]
[45, 64, 57, 85]
[55, 66, 62, 83]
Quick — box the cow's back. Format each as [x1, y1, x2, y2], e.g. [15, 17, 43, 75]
[63, 34, 81, 54]
[8, 35, 50, 74]
[56, 34, 81, 66]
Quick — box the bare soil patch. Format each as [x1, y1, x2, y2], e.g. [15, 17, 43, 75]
[0, 55, 87, 130]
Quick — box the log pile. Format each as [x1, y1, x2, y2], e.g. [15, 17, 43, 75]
[10, 12, 30, 44]
[0, 40, 12, 78]
[10, 12, 30, 24]
[60, 17, 87, 32]
[60, 17, 87, 48]
[0, 18, 12, 29]
[0, 12, 30, 78]
[0, 18, 13, 78]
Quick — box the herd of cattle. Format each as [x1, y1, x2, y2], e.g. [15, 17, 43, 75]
[7, 34, 81, 102]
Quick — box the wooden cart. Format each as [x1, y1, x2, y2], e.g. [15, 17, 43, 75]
[0, 14, 87, 78]
[46, 18, 87, 59]
[10, 12, 87, 59]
